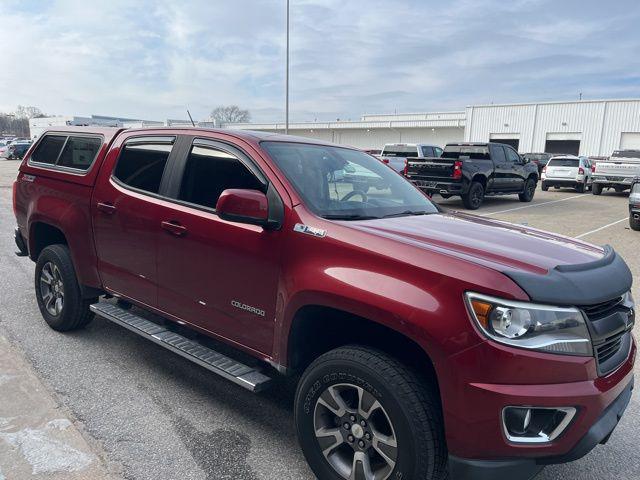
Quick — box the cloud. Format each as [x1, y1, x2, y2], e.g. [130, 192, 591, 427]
[0, 0, 638, 122]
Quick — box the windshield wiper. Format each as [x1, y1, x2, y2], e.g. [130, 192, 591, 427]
[321, 214, 380, 220]
[381, 210, 432, 218]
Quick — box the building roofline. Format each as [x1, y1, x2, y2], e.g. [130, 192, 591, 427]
[467, 98, 640, 108]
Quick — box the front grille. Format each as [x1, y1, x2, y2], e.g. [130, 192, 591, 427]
[579, 296, 633, 376]
[580, 296, 623, 318]
[596, 332, 626, 364]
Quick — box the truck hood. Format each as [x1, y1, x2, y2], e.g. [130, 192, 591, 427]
[345, 212, 603, 275]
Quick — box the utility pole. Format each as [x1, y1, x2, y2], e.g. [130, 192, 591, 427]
[285, 0, 290, 134]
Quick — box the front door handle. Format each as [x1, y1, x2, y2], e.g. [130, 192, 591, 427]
[97, 202, 116, 214]
[161, 220, 187, 236]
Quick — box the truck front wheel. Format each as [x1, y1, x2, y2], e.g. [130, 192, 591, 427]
[35, 245, 95, 331]
[295, 346, 447, 480]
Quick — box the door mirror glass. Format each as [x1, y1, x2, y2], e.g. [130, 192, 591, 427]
[216, 189, 269, 227]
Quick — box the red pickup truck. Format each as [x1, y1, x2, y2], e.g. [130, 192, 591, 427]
[13, 126, 636, 480]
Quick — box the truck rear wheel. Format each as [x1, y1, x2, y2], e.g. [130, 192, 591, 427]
[592, 183, 603, 195]
[295, 346, 447, 480]
[35, 245, 95, 331]
[461, 181, 484, 210]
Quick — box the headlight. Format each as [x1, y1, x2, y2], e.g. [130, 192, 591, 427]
[465, 292, 592, 356]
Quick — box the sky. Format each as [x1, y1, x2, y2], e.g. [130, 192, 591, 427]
[0, 0, 639, 123]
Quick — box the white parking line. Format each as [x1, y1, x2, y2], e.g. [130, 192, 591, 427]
[575, 217, 628, 239]
[482, 194, 586, 216]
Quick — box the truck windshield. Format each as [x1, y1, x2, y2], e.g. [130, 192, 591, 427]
[262, 142, 438, 220]
[381, 145, 419, 157]
[442, 146, 490, 160]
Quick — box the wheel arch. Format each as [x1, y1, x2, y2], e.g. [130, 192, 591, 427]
[29, 221, 68, 261]
[286, 304, 440, 390]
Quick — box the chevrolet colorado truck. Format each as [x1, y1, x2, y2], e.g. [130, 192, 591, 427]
[405, 142, 539, 209]
[592, 149, 640, 195]
[13, 127, 636, 480]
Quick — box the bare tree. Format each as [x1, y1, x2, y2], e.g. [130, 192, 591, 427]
[210, 105, 251, 124]
[14, 105, 45, 119]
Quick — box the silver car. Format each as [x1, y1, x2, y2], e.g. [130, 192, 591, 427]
[630, 177, 640, 231]
[541, 155, 592, 193]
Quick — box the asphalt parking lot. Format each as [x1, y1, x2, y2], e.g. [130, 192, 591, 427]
[0, 158, 638, 479]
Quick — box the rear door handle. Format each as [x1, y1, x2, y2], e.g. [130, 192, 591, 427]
[97, 202, 116, 214]
[161, 220, 187, 236]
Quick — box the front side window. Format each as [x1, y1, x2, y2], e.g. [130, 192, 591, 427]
[178, 145, 263, 210]
[505, 148, 521, 163]
[113, 141, 172, 194]
[57, 136, 102, 171]
[262, 142, 438, 220]
[30, 135, 66, 164]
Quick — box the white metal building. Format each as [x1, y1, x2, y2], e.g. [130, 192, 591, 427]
[227, 99, 640, 156]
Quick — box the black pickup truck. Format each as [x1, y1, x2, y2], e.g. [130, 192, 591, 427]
[405, 142, 539, 209]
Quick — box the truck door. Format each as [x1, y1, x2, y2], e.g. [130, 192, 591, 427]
[490, 144, 510, 190]
[505, 146, 526, 191]
[154, 137, 284, 355]
[92, 135, 177, 307]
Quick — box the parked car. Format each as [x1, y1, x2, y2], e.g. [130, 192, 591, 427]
[13, 127, 636, 480]
[541, 155, 592, 192]
[405, 142, 538, 209]
[523, 152, 555, 173]
[0, 141, 31, 160]
[630, 176, 640, 231]
[592, 149, 640, 195]
[379, 143, 443, 174]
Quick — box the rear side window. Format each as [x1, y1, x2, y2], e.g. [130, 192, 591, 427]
[57, 137, 102, 171]
[178, 145, 263, 210]
[492, 145, 506, 163]
[113, 141, 173, 194]
[30, 135, 66, 164]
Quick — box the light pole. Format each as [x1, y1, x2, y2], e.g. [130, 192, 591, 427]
[285, 0, 290, 134]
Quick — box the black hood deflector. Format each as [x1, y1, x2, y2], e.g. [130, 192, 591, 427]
[502, 245, 632, 306]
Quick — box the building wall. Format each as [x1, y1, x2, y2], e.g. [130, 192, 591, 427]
[465, 100, 640, 156]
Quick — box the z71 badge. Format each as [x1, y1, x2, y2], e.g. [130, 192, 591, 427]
[293, 223, 326, 238]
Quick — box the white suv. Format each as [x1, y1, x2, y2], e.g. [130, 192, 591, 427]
[541, 155, 592, 193]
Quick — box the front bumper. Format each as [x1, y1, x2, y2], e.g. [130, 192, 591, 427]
[441, 336, 636, 480]
[449, 378, 634, 479]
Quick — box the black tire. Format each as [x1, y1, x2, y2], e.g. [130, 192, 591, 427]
[295, 346, 447, 480]
[576, 182, 585, 193]
[519, 178, 536, 202]
[35, 244, 95, 331]
[592, 183, 603, 195]
[630, 215, 640, 231]
[541, 181, 549, 191]
[461, 181, 484, 210]
[614, 186, 625, 193]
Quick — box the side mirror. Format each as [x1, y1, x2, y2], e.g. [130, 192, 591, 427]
[216, 189, 271, 228]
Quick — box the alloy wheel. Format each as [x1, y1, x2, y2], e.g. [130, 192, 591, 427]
[314, 383, 398, 480]
[39, 261, 64, 316]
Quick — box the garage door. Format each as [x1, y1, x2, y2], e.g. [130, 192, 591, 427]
[545, 140, 580, 155]
[620, 133, 640, 150]
[490, 138, 520, 150]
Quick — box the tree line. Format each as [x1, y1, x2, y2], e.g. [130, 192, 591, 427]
[0, 106, 46, 137]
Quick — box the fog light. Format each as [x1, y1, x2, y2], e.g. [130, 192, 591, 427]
[502, 406, 576, 443]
